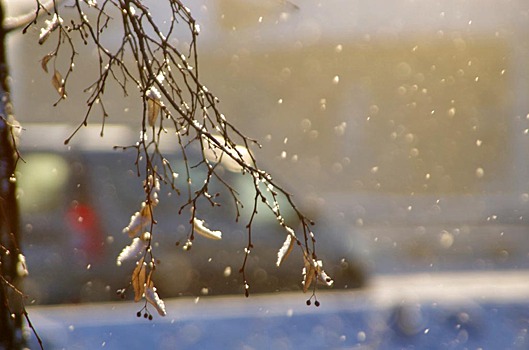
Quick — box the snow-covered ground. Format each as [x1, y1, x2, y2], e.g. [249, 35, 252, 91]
[26, 270, 529, 349]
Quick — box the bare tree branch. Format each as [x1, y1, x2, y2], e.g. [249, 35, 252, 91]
[24, 0, 331, 318]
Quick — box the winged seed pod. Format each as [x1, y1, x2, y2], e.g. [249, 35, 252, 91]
[38, 13, 63, 45]
[302, 257, 333, 292]
[145, 285, 167, 316]
[116, 237, 149, 266]
[146, 87, 162, 127]
[193, 217, 222, 240]
[302, 256, 315, 293]
[276, 232, 295, 267]
[316, 260, 334, 288]
[132, 257, 146, 302]
[52, 70, 67, 98]
[41, 53, 54, 73]
[123, 202, 153, 238]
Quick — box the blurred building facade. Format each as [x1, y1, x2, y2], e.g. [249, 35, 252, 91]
[7, 0, 529, 273]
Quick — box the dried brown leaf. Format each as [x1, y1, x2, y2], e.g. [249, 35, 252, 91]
[132, 257, 146, 302]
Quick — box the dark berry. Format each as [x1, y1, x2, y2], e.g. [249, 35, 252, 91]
[136, 311, 141, 317]
[315, 301, 320, 307]
[306, 299, 311, 306]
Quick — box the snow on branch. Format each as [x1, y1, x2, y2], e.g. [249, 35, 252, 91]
[29, 0, 331, 318]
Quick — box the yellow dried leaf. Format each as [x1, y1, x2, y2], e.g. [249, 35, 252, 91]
[132, 257, 146, 302]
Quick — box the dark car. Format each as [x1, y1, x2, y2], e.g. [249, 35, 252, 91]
[17, 124, 365, 304]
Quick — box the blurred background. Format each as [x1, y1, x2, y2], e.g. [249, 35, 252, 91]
[5, 0, 529, 348]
